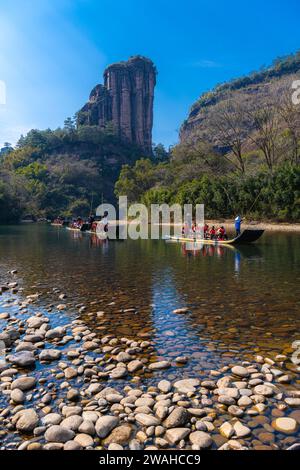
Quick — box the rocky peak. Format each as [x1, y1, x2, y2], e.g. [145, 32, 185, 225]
[78, 56, 156, 154]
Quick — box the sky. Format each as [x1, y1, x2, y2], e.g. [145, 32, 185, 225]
[1, 0, 300, 149]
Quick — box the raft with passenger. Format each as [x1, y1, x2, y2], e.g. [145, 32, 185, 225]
[166, 229, 264, 245]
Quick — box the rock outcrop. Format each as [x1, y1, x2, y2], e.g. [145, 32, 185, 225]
[180, 51, 300, 146]
[78, 56, 156, 154]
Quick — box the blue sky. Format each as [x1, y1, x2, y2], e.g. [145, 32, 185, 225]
[1, 0, 300, 148]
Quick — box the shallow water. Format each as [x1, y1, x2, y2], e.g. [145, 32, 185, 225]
[0, 224, 299, 378]
[1, 224, 300, 449]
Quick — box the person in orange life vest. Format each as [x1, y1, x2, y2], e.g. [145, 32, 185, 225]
[209, 225, 216, 240]
[217, 226, 227, 240]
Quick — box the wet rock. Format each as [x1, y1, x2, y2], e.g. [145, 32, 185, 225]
[62, 405, 82, 417]
[41, 413, 62, 426]
[220, 422, 234, 439]
[116, 352, 132, 362]
[103, 425, 133, 445]
[127, 360, 143, 373]
[43, 443, 64, 450]
[78, 420, 95, 436]
[163, 407, 190, 428]
[172, 308, 189, 314]
[45, 425, 75, 443]
[157, 380, 172, 393]
[149, 361, 170, 370]
[61, 415, 83, 431]
[64, 367, 77, 379]
[39, 349, 61, 362]
[95, 416, 119, 438]
[231, 366, 249, 378]
[10, 388, 25, 404]
[189, 431, 213, 449]
[238, 396, 252, 407]
[11, 376, 36, 391]
[135, 413, 160, 426]
[109, 367, 127, 379]
[233, 421, 251, 438]
[108, 443, 123, 450]
[74, 433, 94, 447]
[45, 327, 65, 340]
[135, 397, 155, 408]
[26, 316, 48, 329]
[8, 351, 36, 368]
[272, 417, 298, 434]
[285, 398, 300, 407]
[67, 388, 80, 402]
[174, 379, 200, 394]
[254, 385, 274, 397]
[165, 428, 190, 444]
[228, 405, 244, 417]
[287, 443, 300, 450]
[15, 409, 39, 433]
[64, 440, 83, 450]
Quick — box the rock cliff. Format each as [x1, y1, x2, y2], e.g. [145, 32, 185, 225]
[180, 51, 300, 146]
[78, 56, 156, 154]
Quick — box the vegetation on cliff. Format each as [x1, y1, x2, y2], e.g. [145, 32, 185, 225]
[0, 120, 144, 222]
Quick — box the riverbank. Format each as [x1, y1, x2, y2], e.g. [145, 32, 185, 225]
[113, 220, 300, 232]
[0, 276, 299, 451]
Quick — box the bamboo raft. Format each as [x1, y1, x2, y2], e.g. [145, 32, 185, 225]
[166, 229, 264, 245]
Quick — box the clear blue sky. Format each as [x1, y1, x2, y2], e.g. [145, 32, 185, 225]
[1, 0, 300, 149]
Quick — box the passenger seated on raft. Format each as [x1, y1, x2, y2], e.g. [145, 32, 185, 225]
[209, 225, 216, 240]
[217, 226, 228, 240]
[204, 223, 209, 239]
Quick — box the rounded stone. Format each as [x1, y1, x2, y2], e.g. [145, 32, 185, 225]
[272, 417, 298, 434]
[189, 431, 213, 449]
[45, 425, 75, 443]
[16, 409, 39, 433]
[74, 433, 94, 447]
[95, 415, 119, 438]
[10, 388, 25, 404]
[231, 366, 249, 378]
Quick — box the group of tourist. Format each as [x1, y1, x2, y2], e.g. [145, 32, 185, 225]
[182, 216, 242, 240]
[68, 212, 109, 233]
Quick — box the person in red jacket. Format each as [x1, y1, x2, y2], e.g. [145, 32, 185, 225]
[209, 225, 216, 240]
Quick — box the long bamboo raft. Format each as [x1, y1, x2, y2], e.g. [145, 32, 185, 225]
[166, 229, 264, 245]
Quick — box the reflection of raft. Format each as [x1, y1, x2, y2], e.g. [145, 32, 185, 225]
[66, 227, 81, 232]
[166, 229, 264, 245]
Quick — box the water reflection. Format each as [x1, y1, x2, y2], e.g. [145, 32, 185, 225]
[0, 225, 299, 373]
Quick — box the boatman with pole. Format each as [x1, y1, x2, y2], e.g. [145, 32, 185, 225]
[234, 215, 242, 237]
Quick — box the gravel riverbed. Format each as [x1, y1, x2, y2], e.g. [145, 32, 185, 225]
[0, 273, 299, 451]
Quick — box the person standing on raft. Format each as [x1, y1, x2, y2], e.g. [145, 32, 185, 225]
[234, 216, 242, 237]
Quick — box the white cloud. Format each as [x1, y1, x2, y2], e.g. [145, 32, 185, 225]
[190, 59, 222, 68]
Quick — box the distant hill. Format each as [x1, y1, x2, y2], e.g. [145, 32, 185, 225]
[180, 50, 300, 146]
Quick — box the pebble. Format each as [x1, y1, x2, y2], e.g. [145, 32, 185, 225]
[15, 409, 39, 433]
[231, 366, 249, 378]
[189, 431, 213, 449]
[164, 407, 190, 428]
[233, 421, 251, 438]
[135, 413, 160, 426]
[95, 416, 119, 438]
[148, 361, 171, 370]
[45, 425, 75, 443]
[11, 376, 36, 391]
[165, 428, 190, 444]
[272, 417, 298, 434]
